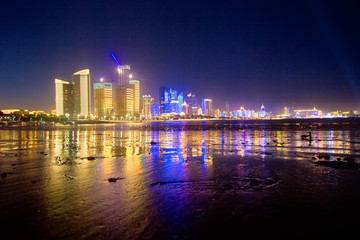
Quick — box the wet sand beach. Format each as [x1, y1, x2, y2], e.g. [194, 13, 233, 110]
[1, 120, 360, 239]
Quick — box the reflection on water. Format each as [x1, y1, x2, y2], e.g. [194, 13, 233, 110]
[1, 124, 358, 160]
[0, 123, 360, 238]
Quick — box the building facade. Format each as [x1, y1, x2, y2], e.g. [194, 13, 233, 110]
[72, 69, 91, 118]
[55, 79, 74, 117]
[142, 95, 154, 118]
[151, 104, 160, 117]
[159, 86, 167, 115]
[129, 80, 140, 117]
[202, 98, 213, 116]
[126, 87, 134, 118]
[115, 65, 131, 117]
[94, 82, 113, 119]
[187, 93, 197, 116]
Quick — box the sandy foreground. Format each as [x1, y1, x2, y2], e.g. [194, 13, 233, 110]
[1, 123, 360, 239]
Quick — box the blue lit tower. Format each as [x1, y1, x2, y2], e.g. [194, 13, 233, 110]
[202, 98, 213, 116]
[178, 92, 184, 114]
[151, 104, 160, 117]
[169, 88, 179, 113]
[164, 88, 171, 113]
[159, 86, 166, 114]
[187, 93, 197, 116]
[260, 104, 266, 118]
[225, 100, 230, 113]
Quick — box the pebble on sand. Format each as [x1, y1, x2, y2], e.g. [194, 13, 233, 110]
[108, 177, 124, 182]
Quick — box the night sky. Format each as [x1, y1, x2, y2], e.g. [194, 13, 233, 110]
[1, 0, 360, 113]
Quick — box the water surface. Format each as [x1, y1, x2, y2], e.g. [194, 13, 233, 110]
[1, 122, 360, 238]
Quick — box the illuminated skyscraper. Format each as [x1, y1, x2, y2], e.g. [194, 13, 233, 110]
[115, 64, 130, 117]
[142, 95, 154, 118]
[178, 92, 184, 113]
[202, 98, 213, 116]
[169, 88, 179, 113]
[117, 65, 131, 87]
[129, 80, 140, 117]
[126, 87, 134, 118]
[214, 109, 221, 118]
[182, 100, 188, 115]
[151, 104, 160, 117]
[72, 69, 91, 118]
[187, 93, 197, 116]
[94, 81, 113, 119]
[160, 87, 179, 114]
[225, 101, 230, 112]
[159, 86, 167, 114]
[284, 106, 289, 116]
[260, 104, 266, 118]
[55, 79, 74, 117]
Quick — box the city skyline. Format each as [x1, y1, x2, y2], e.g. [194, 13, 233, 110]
[51, 64, 358, 119]
[2, 58, 360, 119]
[1, 1, 360, 113]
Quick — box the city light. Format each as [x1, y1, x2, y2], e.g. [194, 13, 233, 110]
[1, 55, 359, 123]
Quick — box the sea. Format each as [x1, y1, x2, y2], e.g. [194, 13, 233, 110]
[1, 118, 360, 238]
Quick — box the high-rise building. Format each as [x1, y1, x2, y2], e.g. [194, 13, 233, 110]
[214, 109, 221, 118]
[182, 100, 188, 115]
[72, 69, 91, 118]
[178, 92, 184, 113]
[129, 80, 140, 117]
[142, 95, 154, 118]
[160, 87, 180, 114]
[225, 101, 230, 112]
[55, 79, 74, 117]
[151, 104, 160, 117]
[159, 86, 167, 114]
[202, 98, 213, 116]
[115, 65, 131, 117]
[169, 88, 178, 113]
[164, 88, 171, 113]
[284, 106, 289, 116]
[260, 104, 266, 118]
[117, 65, 131, 87]
[126, 87, 134, 118]
[94, 81, 113, 119]
[187, 93, 197, 116]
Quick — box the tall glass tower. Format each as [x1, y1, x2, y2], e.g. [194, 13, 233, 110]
[115, 65, 130, 117]
[72, 69, 91, 118]
[202, 98, 213, 116]
[55, 79, 74, 117]
[159, 86, 167, 115]
[94, 81, 113, 119]
[129, 80, 140, 117]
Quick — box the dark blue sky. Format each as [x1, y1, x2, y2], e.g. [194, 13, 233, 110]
[1, 0, 360, 113]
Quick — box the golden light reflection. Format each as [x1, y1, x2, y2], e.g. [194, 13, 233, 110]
[0, 124, 360, 238]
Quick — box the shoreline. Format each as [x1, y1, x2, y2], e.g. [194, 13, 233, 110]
[1, 116, 360, 127]
[73, 116, 360, 124]
[0, 117, 360, 131]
